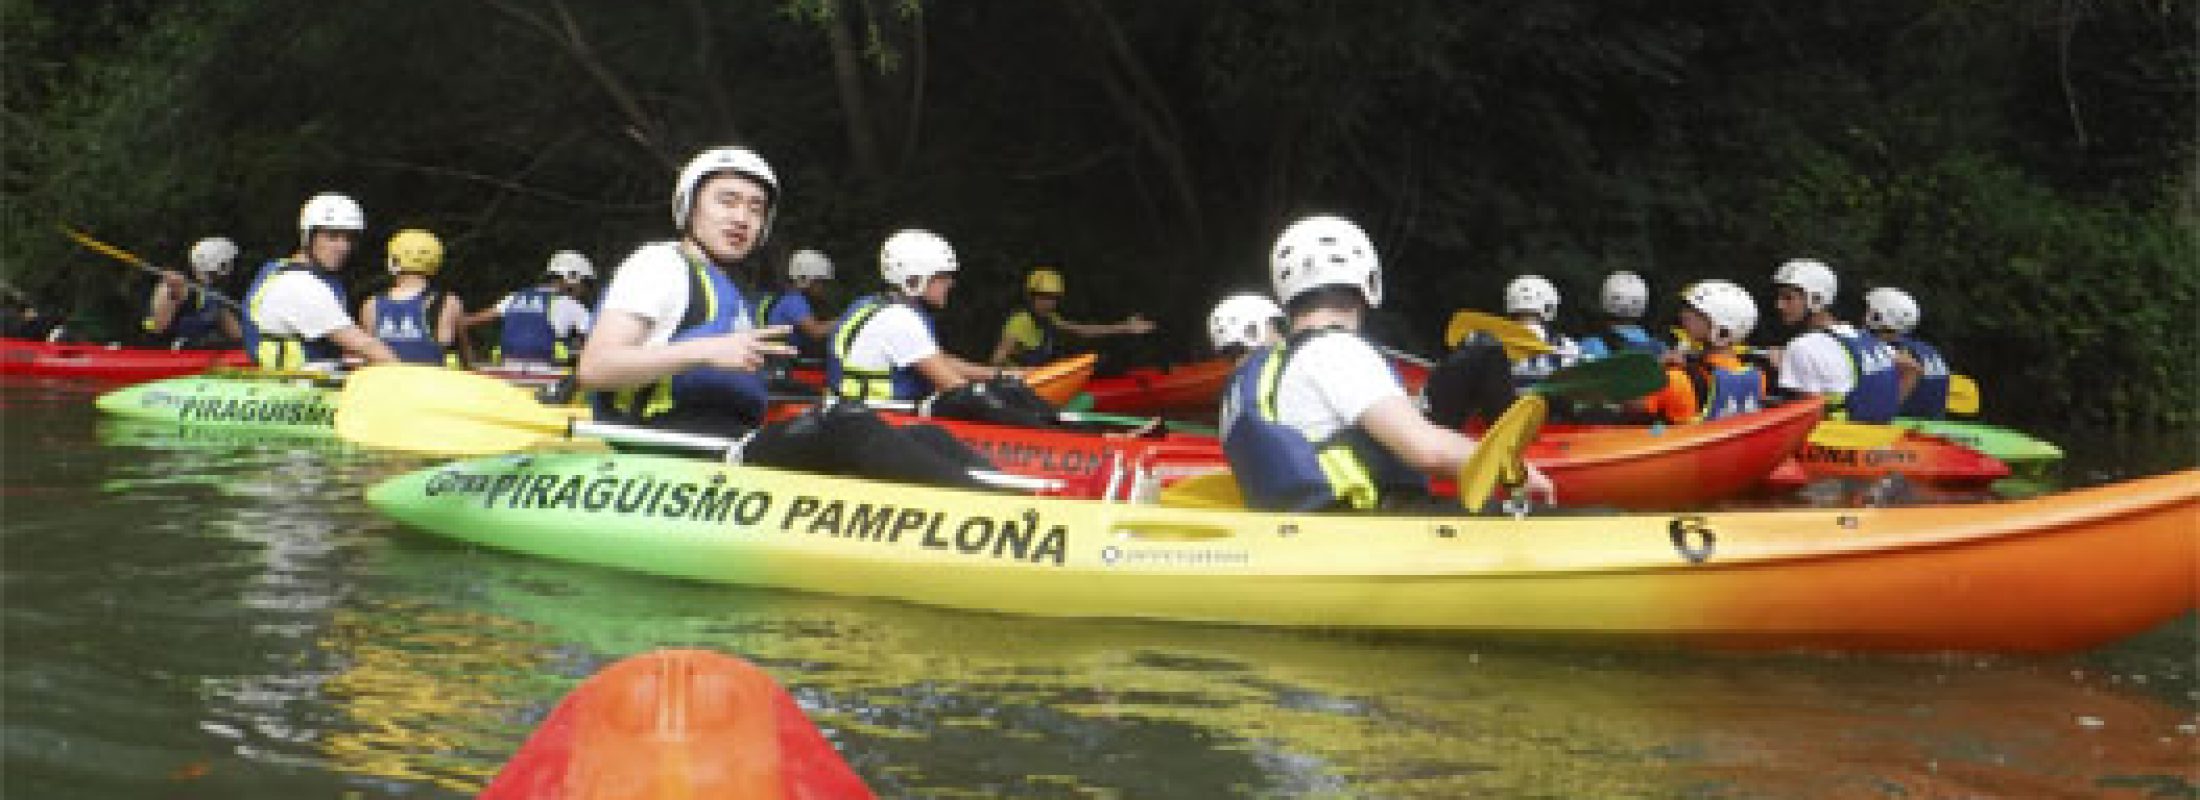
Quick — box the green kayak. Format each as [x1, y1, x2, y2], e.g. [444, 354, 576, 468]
[95, 375, 338, 436]
[1892, 419, 2062, 466]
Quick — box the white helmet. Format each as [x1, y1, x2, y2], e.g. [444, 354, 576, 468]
[672, 146, 779, 238]
[1504, 275, 1561, 322]
[879, 229, 957, 293]
[788, 249, 834, 281]
[1772, 258, 1838, 311]
[1863, 287, 1921, 333]
[298, 192, 365, 239]
[1600, 271, 1648, 318]
[1270, 215, 1381, 308]
[1207, 292, 1283, 351]
[546, 250, 594, 281]
[1682, 280, 1759, 347]
[188, 237, 239, 278]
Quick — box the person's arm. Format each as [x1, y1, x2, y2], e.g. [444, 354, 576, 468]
[327, 325, 401, 365]
[1359, 396, 1556, 503]
[356, 296, 379, 333]
[217, 307, 243, 342]
[794, 314, 834, 342]
[1051, 312, 1154, 338]
[574, 310, 792, 390]
[436, 292, 466, 346]
[988, 314, 1030, 367]
[1890, 348, 1921, 401]
[461, 301, 504, 328]
[145, 274, 187, 332]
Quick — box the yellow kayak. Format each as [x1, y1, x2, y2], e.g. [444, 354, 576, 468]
[367, 456, 2197, 653]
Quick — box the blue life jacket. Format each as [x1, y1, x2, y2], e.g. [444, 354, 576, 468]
[370, 287, 447, 365]
[1220, 329, 1427, 512]
[243, 260, 348, 368]
[1827, 326, 1902, 423]
[1511, 327, 1580, 392]
[1578, 323, 1667, 360]
[497, 286, 562, 363]
[592, 250, 769, 426]
[1893, 336, 1951, 419]
[827, 294, 934, 401]
[1685, 358, 1767, 421]
[142, 283, 225, 345]
[757, 288, 824, 358]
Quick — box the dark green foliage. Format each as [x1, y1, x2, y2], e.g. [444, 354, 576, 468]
[4, 0, 2189, 424]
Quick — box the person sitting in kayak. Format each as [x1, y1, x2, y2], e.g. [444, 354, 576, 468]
[242, 192, 399, 371]
[1500, 274, 1584, 392]
[359, 229, 467, 367]
[831, 229, 1025, 402]
[1640, 279, 1768, 424]
[1764, 258, 1905, 423]
[757, 248, 838, 361]
[577, 146, 792, 434]
[1575, 270, 1668, 360]
[142, 236, 244, 349]
[987, 267, 1155, 367]
[466, 250, 595, 370]
[1206, 292, 1283, 359]
[1220, 215, 1554, 512]
[1861, 286, 1951, 419]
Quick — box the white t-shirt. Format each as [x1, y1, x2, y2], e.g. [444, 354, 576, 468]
[842, 302, 940, 372]
[1779, 324, 1859, 395]
[597, 241, 750, 345]
[497, 290, 594, 337]
[1222, 332, 1404, 444]
[251, 270, 356, 340]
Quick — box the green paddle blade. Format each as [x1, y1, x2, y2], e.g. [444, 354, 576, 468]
[1456, 394, 1547, 512]
[336, 364, 584, 455]
[1530, 352, 1666, 404]
[1807, 419, 1908, 449]
[1443, 310, 1556, 360]
[1947, 374, 1980, 415]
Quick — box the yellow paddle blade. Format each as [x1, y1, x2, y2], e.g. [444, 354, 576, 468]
[58, 224, 152, 269]
[1157, 472, 1245, 509]
[336, 364, 586, 455]
[1807, 420, 1907, 449]
[1442, 310, 1555, 360]
[1946, 374, 1980, 415]
[1457, 393, 1548, 512]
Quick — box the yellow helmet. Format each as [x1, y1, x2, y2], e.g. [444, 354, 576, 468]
[386, 229, 444, 276]
[1026, 268, 1065, 295]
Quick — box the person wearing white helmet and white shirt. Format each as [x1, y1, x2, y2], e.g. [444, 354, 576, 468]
[756, 248, 838, 360]
[1576, 271, 1667, 360]
[1639, 280, 1768, 424]
[466, 250, 596, 370]
[1219, 215, 1553, 512]
[577, 146, 794, 433]
[242, 192, 399, 370]
[1500, 275, 1584, 390]
[142, 236, 244, 348]
[1766, 258, 1904, 422]
[1861, 286, 1949, 418]
[827, 229, 1020, 403]
[1206, 292, 1283, 358]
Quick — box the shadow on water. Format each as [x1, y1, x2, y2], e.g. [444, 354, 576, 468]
[3, 380, 2195, 797]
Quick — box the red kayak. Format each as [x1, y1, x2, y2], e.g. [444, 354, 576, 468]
[838, 397, 1820, 511]
[0, 337, 250, 383]
[1081, 357, 1236, 415]
[483, 648, 872, 799]
[787, 353, 1098, 408]
[1767, 430, 2012, 491]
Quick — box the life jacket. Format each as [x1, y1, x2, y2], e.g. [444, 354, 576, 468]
[1220, 329, 1427, 512]
[243, 260, 347, 369]
[1578, 323, 1667, 360]
[1510, 322, 1581, 391]
[142, 282, 224, 346]
[497, 285, 564, 364]
[1004, 307, 1062, 367]
[756, 288, 824, 358]
[1681, 355, 1767, 422]
[591, 250, 769, 426]
[369, 284, 451, 365]
[1892, 336, 1951, 419]
[827, 294, 934, 401]
[1824, 325, 1902, 423]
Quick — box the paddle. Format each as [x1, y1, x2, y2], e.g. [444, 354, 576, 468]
[1442, 310, 1556, 360]
[336, 365, 1061, 491]
[59, 224, 244, 312]
[1947, 374, 1980, 415]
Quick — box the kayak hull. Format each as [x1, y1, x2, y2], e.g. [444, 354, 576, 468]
[1787, 430, 2012, 488]
[787, 352, 1096, 407]
[0, 337, 251, 382]
[367, 455, 2198, 653]
[95, 375, 339, 436]
[1082, 358, 1235, 415]
[1893, 418, 2062, 467]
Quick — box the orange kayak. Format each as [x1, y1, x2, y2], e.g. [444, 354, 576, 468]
[1770, 431, 2012, 490]
[483, 648, 873, 799]
[1082, 357, 1236, 414]
[843, 398, 1819, 510]
[786, 352, 1095, 408]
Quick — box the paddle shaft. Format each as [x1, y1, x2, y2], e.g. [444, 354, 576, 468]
[60, 225, 245, 312]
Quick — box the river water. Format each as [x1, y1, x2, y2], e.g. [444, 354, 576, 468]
[3, 378, 2194, 798]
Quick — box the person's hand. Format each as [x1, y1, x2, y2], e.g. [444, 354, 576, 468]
[1519, 463, 1557, 506]
[696, 325, 796, 371]
[1117, 315, 1156, 335]
[995, 367, 1030, 382]
[160, 270, 190, 292]
[1659, 350, 1685, 368]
